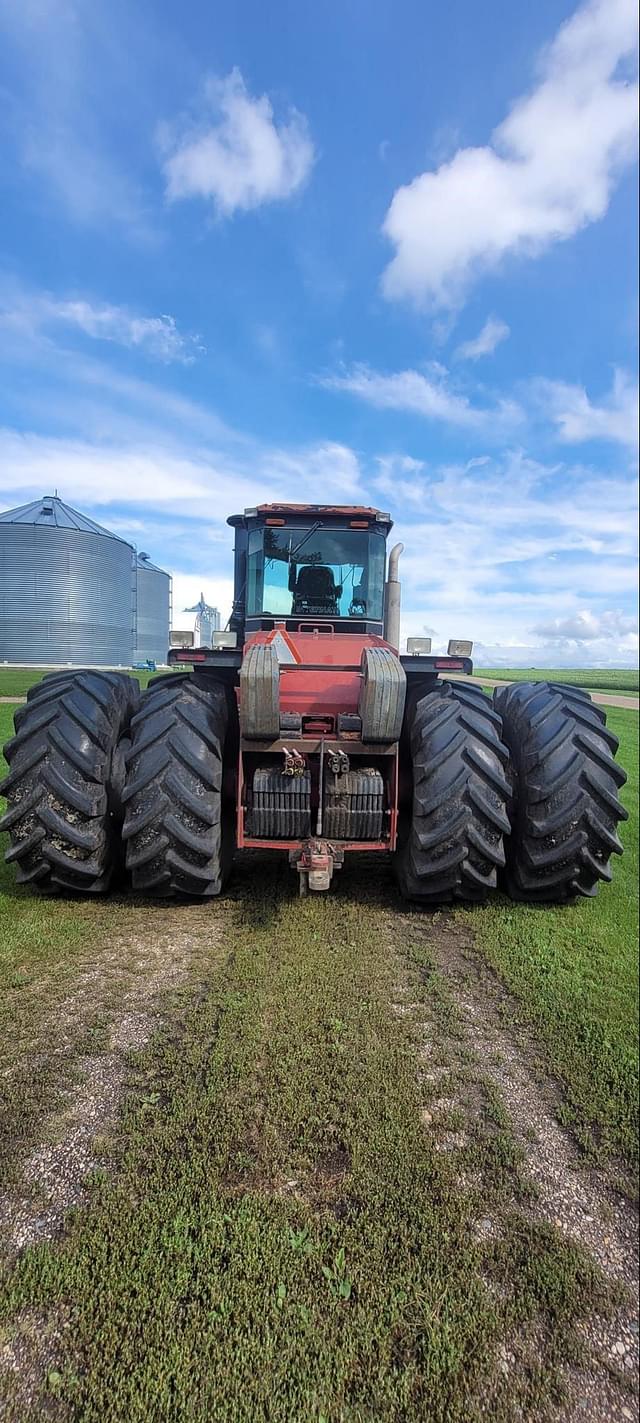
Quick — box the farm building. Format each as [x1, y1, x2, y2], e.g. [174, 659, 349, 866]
[0, 495, 171, 666]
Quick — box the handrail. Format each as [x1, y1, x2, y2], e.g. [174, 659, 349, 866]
[296, 621, 335, 633]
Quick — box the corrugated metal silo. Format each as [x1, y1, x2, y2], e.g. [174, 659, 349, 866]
[0, 496, 135, 665]
[134, 553, 171, 664]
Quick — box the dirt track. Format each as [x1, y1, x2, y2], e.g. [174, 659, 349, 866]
[404, 911, 639, 1422]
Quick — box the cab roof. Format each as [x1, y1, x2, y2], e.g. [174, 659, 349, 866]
[227, 503, 393, 529]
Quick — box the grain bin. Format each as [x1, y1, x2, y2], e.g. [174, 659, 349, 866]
[0, 495, 135, 665]
[134, 552, 171, 665]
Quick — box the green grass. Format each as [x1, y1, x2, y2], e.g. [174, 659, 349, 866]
[0, 696, 635, 1417]
[0, 667, 186, 698]
[469, 707, 638, 1161]
[475, 668, 638, 695]
[0, 883, 613, 1422]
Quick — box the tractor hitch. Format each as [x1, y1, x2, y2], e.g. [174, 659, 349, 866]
[289, 839, 345, 895]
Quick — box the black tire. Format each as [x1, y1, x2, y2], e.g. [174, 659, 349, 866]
[495, 681, 628, 901]
[121, 675, 231, 897]
[395, 681, 511, 904]
[0, 671, 140, 893]
[146, 670, 191, 691]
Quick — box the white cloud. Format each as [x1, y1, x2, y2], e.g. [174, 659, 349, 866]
[536, 368, 639, 449]
[321, 362, 523, 431]
[0, 312, 636, 666]
[48, 301, 202, 363]
[378, 450, 638, 663]
[531, 607, 637, 640]
[454, 316, 510, 361]
[0, 431, 218, 506]
[324, 357, 639, 450]
[161, 68, 314, 216]
[0, 429, 364, 519]
[0, 289, 203, 364]
[470, 637, 638, 669]
[1, 424, 637, 665]
[373, 454, 427, 507]
[259, 441, 362, 496]
[381, 0, 639, 308]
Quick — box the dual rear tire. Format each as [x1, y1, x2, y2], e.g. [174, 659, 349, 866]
[0, 670, 231, 898]
[0, 671, 140, 893]
[395, 680, 627, 905]
[0, 672, 628, 905]
[494, 680, 627, 900]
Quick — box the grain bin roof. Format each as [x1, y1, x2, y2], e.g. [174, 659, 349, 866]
[0, 495, 131, 543]
[136, 551, 169, 575]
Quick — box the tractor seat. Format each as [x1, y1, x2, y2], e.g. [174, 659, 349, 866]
[291, 564, 341, 615]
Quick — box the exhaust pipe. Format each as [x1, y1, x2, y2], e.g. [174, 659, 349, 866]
[383, 542, 404, 650]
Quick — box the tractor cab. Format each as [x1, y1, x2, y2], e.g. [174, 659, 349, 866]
[227, 504, 392, 639]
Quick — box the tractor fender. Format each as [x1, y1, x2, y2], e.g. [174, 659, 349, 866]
[240, 642, 280, 738]
[359, 647, 406, 742]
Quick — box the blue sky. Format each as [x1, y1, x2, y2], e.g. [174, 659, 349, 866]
[0, 0, 637, 665]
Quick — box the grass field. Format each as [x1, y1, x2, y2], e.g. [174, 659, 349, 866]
[0, 695, 637, 1419]
[476, 668, 639, 695]
[0, 852, 619, 1421]
[0, 665, 637, 701]
[0, 667, 180, 697]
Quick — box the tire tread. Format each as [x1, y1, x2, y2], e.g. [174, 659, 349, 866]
[122, 677, 229, 898]
[495, 680, 627, 901]
[0, 671, 139, 893]
[396, 682, 510, 904]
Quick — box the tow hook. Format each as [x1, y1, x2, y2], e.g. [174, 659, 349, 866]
[289, 838, 345, 895]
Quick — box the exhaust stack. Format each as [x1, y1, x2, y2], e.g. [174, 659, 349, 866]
[383, 542, 404, 650]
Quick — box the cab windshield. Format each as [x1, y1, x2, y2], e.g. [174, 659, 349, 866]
[247, 525, 386, 620]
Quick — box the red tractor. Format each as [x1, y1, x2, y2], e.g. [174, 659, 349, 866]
[0, 503, 628, 902]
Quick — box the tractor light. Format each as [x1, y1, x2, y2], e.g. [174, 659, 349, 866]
[447, 639, 473, 657]
[407, 637, 432, 655]
[213, 631, 238, 648]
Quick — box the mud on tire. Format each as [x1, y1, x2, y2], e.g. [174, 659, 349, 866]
[495, 681, 628, 901]
[396, 681, 511, 904]
[0, 671, 140, 893]
[122, 675, 231, 897]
